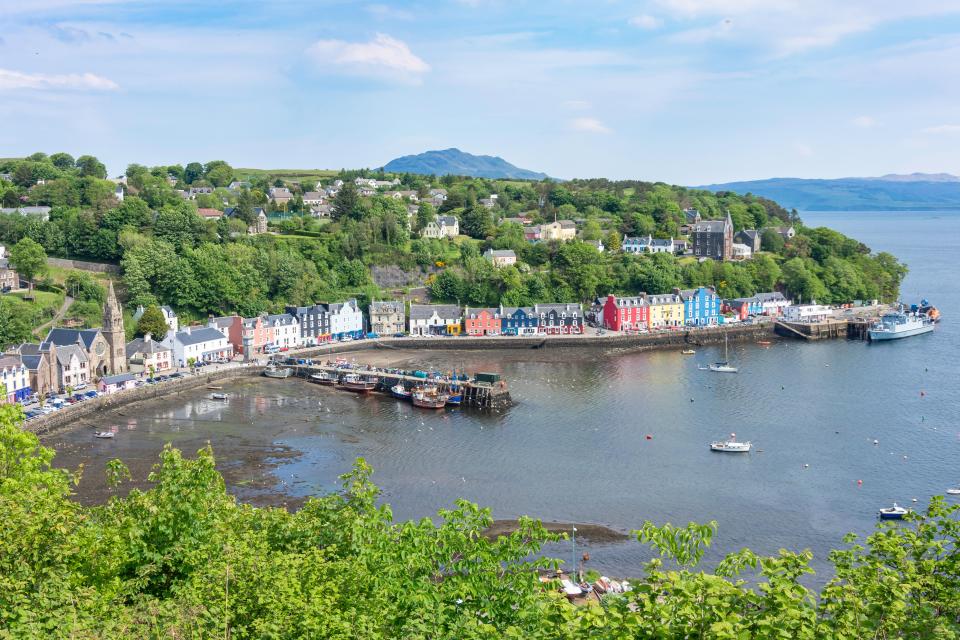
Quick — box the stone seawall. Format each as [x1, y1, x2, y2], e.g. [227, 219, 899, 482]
[47, 257, 121, 274]
[30, 366, 264, 436]
[368, 323, 774, 352]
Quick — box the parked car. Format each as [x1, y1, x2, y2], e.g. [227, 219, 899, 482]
[169, 372, 184, 379]
[84, 390, 99, 399]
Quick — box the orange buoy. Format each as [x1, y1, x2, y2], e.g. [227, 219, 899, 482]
[857, 479, 863, 486]
[645, 434, 653, 440]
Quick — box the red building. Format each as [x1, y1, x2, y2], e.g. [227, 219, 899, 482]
[464, 307, 502, 336]
[602, 294, 649, 331]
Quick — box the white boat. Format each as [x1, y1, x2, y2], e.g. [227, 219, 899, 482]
[210, 392, 229, 400]
[868, 308, 934, 341]
[710, 433, 751, 452]
[878, 503, 909, 520]
[946, 488, 960, 496]
[709, 335, 738, 373]
[681, 349, 695, 355]
[263, 366, 293, 379]
[93, 431, 114, 439]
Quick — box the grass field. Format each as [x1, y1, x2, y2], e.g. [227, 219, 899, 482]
[234, 168, 340, 184]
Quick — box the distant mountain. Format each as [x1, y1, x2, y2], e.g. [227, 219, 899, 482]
[382, 148, 549, 180]
[697, 174, 960, 211]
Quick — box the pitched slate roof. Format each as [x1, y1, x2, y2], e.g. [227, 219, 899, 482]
[409, 304, 461, 320]
[55, 344, 88, 366]
[265, 313, 298, 326]
[101, 373, 135, 385]
[174, 327, 226, 346]
[534, 303, 581, 314]
[126, 337, 171, 358]
[485, 249, 516, 258]
[437, 215, 458, 226]
[45, 328, 101, 351]
[370, 300, 403, 314]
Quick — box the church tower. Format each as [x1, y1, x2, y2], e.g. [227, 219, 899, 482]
[102, 281, 128, 374]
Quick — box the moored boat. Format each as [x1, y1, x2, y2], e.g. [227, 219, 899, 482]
[340, 373, 377, 393]
[709, 335, 738, 373]
[446, 391, 463, 406]
[869, 308, 934, 341]
[93, 431, 115, 439]
[412, 386, 448, 409]
[391, 383, 412, 399]
[710, 433, 751, 452]
[946, 488, 960, 496]
[309, 371, 337, 385]
[681, 349, 695, 355]
[878, 503, 909, 520]
[263, 365, 293, 379]
[210, 392, 229, 400]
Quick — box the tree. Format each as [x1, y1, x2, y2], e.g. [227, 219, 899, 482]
[75, 155, 107, 179]
[135, 304, 169, 340]
[49, 152, 75, 171]
[415, 202, 435, 231]
[183, 162, 204, 185]
[461, 205, 494, 239]
[9, 237, 47, 290]
[331, 181, 361, 221]
[761, 228, 785, 252]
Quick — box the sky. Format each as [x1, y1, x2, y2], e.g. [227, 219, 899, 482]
[2, 0, 960, 184]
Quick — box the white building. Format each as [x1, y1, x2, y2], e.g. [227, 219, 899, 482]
[125, 335, 173, 373]
[622, 235, 675, 254]
[421, 215, 459, 239]
[408, 304, 462, 336]
[0, 355, 30, 404]
[731, 243, 753, 260]
[483, 249, 517, 267]
[162, 326, 233, 367]
[326, 299, 364, 339]
[783, 303, 831, 323]
[266, 313, 301, 349]
[755, 292, 792, 316]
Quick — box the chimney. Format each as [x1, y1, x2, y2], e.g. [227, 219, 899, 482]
[185, 326, 192, 335]
[145, 332, 152, 343]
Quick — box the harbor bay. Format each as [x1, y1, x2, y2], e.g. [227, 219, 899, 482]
[49, 207, 959, 579]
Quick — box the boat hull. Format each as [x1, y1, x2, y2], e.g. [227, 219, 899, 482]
[879, 512, 906, 520]
[341, 383, 376, 393]
[869, 324, 934, 340]
[413, 398, 447, 409]
[263, 368, 293, 378]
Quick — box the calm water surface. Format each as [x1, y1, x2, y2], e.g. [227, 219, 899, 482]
[51, 210, 960, 578]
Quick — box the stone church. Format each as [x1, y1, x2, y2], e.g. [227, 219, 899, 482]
[44, 281, 128, 378]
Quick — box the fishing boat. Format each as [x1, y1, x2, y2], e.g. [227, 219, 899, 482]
[869, 308, 934, 341]
[710, 433, 751, 452]
[340, 373, 377, 393]
[309, 371, 337, 385]
[412, 386, 448, 409]
[263, 365, 293, 379]
[681, 349, 696, 355]
[878, 503, 909, 520]
[210, 392, 229, 400]
[391, 383, 412, 399]
[709, 334, 738, 373]
[446, 389, 463, 406]
[93, 431, 115, 439]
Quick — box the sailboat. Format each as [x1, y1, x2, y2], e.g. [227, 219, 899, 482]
[709, 334, 738, 373]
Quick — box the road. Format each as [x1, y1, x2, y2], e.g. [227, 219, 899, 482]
[33, 295, 74, 338]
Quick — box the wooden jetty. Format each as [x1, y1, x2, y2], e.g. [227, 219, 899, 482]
[292, 364, 512, 409]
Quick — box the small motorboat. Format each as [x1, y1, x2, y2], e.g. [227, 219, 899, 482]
[697, 365, 710, 371]
[93, 431, 115, 439]
[391, 383, 412, 399]
[340, 373, 377, 393]
[446, 392, 463, 406]
[878, 503, 909, 520]
[946, 488, 960, 496]
[309, 372, 337, 385]
[757, 340, 772, 346]
[710, 433, 751, 452]
[681, 349, 696, 355]
[210, 392, 229, 400]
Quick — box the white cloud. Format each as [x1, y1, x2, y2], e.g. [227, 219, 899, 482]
[921, 124, 960, 134]
[0, 68, 119, 91]
[629, 14, 664, 30]
[570, 117, 612, 134]
[306, 33, 430, 78]
[852, 115, 877, 128]
[657, 0, 792, 18]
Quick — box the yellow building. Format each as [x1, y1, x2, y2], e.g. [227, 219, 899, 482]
[647, 293, 684, 330]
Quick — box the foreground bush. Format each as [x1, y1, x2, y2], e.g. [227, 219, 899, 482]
[1, 405, 958, 638]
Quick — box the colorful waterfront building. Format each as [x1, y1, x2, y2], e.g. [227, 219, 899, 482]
[464, 307, 502, 336]
[602, 294, 649, 331]
[647, 293, 684, 330]
[500, 306, 539, 336]
[408, 304, 463, 336]
[675, 287, 721, 326]
[0, 355, 31, 404]
[534, 303, 583, 334]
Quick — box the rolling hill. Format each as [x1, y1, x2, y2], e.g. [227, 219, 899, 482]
[382, 148, 549, 180]
[697, 173, 960, 211]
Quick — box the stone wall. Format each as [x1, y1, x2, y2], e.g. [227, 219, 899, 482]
[47, 257, 121, 275]
[29, 366, 264, 436]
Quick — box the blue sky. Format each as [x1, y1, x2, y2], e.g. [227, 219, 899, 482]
[2, 0, 960, 184]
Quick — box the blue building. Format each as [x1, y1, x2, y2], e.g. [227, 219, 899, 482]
[500, 306, 539, 336]
[675, 287, 722, 326]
